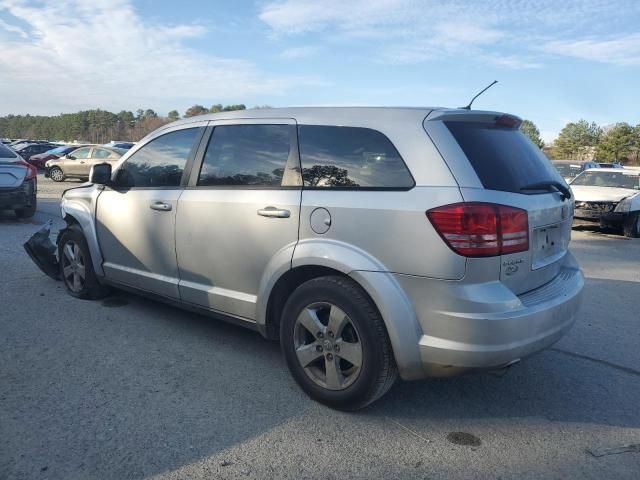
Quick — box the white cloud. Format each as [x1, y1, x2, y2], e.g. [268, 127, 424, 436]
[279, 46, 320, 59]
[541, 33, 640, 66]
[0, 0, 313, 115]
[259, 0, 640, 69]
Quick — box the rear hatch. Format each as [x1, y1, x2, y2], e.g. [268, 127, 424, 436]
[424, 110, 573, 295]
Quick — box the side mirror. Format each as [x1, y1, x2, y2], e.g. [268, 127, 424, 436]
[66, 154, 76, 160]
[90, 162, 112, 185]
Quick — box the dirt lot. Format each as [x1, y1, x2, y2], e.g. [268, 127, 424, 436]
[1, 174, 639, 479]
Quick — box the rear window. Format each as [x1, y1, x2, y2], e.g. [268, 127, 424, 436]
[0, 144, 17, 159]
[446, 121, 558, 193]
[553, 163, 583, 178]
[298, 125, 414, 189]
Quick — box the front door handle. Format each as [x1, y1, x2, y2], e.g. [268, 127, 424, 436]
[257, 206, 290, 218]
[150, 201, 172, 212]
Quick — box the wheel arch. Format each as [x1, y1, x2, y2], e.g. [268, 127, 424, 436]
[257, 239, 425, 380]
[60, 190, 105, 276]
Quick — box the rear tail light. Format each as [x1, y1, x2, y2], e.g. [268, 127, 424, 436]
[15, 159, 38, 181]
[427, 202, 528, 257]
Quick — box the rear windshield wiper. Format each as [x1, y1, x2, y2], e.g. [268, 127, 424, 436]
[520, 181, 572, 200]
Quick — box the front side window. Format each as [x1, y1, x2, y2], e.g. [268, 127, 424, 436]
[115, 128, 200, 188]
[297, 125, 414, 189]
[197, 124, 294, 187]
[70, 147, 91, 159]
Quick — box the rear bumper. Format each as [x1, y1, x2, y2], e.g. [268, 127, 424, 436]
[0, 180, 35, 209]
[392, 251, 584, 378]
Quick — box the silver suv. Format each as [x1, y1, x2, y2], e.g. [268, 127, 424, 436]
[32, 108, 584, 409]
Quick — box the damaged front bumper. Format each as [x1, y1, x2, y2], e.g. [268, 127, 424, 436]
[23, 221, 60, 280]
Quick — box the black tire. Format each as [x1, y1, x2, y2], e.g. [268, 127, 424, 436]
[49, 167, 64, 182]
[57, 224, 110, 300]
[15, 194, 37, 219]
[623, 212, 640, 238]
[280, 275, 398, 410]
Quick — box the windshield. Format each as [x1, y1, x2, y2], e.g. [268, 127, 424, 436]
[553, 163, 583, 178]
[571, 171, 640, 189]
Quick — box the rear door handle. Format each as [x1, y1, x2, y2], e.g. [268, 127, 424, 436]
[150, 201, 172, 212]
[257, 206, 290, 218]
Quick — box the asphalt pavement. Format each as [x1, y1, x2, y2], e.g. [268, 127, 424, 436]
[1, 174, 639, 479]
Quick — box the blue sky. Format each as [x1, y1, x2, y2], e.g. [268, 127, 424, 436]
[0, 0, 639, 142]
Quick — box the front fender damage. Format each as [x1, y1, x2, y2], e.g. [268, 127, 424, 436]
[23, 220, 61, 280]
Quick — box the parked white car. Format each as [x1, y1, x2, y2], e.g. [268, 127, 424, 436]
[571, 168, 640, 237]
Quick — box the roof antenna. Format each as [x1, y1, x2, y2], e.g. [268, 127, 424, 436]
[460, 80, 498, 110]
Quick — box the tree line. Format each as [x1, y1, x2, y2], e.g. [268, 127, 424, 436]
[520, 118, 640, 164]
[1, 106, 638, 165]
[0, 104, 250, 144]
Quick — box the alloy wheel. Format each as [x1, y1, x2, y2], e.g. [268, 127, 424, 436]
[61, 241, 86, 293]
[293, 302, 363, 390]
[50, 168, 64, 182]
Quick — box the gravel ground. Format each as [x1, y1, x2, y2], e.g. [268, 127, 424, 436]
[1, 175, 639, 479]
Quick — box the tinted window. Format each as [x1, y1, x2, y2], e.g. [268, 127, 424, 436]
[115, 128, 200, 188]
[298, 125, 413, 188]
[553, 163, 583, 178]
[198, 124, 293, 186]
[446, 121, 559, 193]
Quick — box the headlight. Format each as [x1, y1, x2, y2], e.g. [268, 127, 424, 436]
[615, 196, 634, 212]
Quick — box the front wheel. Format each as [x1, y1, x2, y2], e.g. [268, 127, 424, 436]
[49, 167, 64, 182]
[58, 225, 110, 299]
[280, 276, 398, 410]
[623, 212, 640, 238]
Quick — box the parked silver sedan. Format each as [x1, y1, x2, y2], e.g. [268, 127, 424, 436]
[0, 143, 37, 218]
[26, 107, 584, 409]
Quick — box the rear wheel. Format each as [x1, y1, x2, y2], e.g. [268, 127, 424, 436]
[49, 167, 64, 182]
[623, 212, 640, 238]
[58, 225, 110, 299]
[15, 194, 37, 218]
[280, 275, 398, 410]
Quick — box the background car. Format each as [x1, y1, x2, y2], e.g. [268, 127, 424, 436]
[45, 145, 126, 182]
[597, 162, 623, 168]
[552, 160, 600, 183]
[13, 142, 57, 163]
[103, 141, 135, 149]
[0, 143, 37, 218]
[28, 145, 86, 169]
[571, 168, 640, 237]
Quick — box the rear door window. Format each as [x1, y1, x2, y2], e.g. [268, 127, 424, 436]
[197, 124, 296, 187]
[297, 125, 414, 189]
[445, 121, 559, 193]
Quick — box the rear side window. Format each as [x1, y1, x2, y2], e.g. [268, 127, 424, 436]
[446, 121, 558, 193]
[298, 125, 414, 189]
[0, 144, 16, 158]
[92, 148, 112, 159]
[115, 128, 200, 188]
[197, 124, 294, 187]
